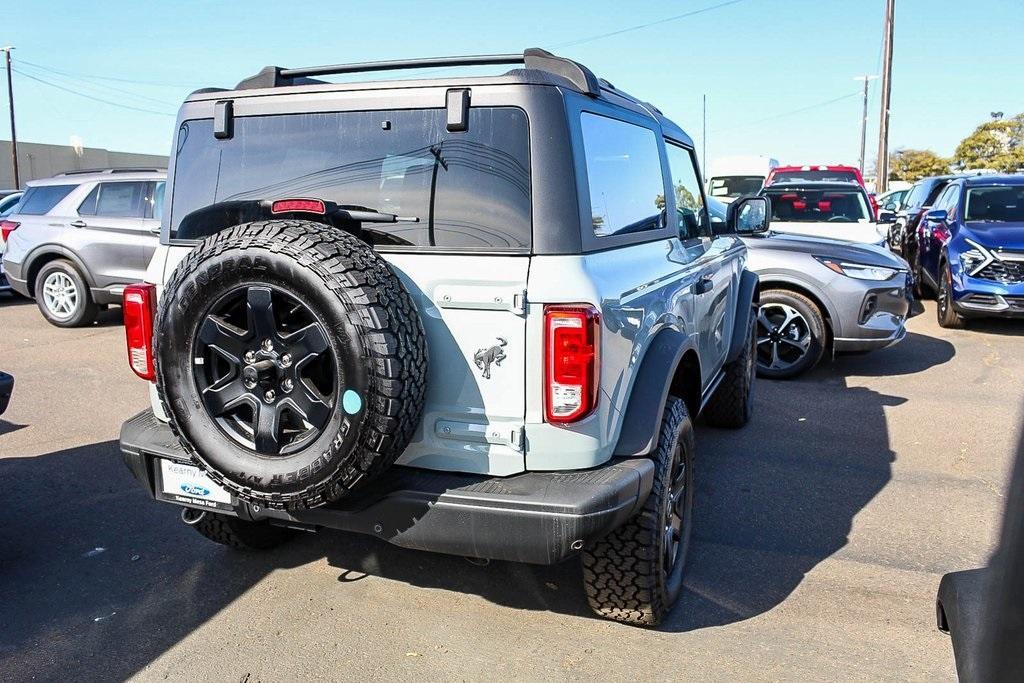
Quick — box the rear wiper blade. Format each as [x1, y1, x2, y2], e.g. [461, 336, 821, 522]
[335, 204, 419, 224]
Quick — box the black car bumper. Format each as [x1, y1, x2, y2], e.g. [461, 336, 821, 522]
[119, 410, 655, 565]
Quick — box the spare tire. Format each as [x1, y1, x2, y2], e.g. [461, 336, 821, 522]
[155, 220, 427, 510]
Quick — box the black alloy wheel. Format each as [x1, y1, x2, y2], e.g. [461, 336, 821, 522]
[193, 284, 338, 456]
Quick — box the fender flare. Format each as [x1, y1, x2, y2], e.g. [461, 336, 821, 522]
[725, 269, 760, 363]
[23, 245, 97, 293]
[613, 328, 694, 457]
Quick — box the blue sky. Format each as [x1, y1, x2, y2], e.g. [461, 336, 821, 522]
[4, 0, 1023, 169]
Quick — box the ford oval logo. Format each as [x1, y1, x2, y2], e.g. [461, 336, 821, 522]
[181, 483, 210, 497]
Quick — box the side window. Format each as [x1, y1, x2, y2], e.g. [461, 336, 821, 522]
[17, 184, 76, 215]
[946, 186, 962, 218]
[77, 185, 100, 216]
[664, 142, 708, 240]
[579, 112, 665, 238]
[147, 181, 166, 221]
[933, 185, 955, 212]
[92, 182, 148, 218]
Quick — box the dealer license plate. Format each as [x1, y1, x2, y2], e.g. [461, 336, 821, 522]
[159, 459, 233, 509]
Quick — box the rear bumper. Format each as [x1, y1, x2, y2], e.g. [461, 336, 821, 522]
[2, 257, 29, 297]
[119, 410, 654, 565]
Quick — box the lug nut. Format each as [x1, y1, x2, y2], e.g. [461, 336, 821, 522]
[244, 350, 256, 364]
[281, 378, 294, 393]
[281, 353, 293, 367]
[264, 390, 276, 403]
[261, 339, 274, 352]
[244, 377, 257, 389]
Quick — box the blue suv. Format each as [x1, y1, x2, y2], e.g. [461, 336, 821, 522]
[916, 175, 1024, 328]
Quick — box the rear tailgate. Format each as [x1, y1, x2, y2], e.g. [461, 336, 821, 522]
[385, 253, 528, 475]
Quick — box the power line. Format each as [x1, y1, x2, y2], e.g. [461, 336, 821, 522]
[550, 0, 750, 49]
[15, 58, 194, 88]
[12, 68, 175, 116]
[712, 90, 861, 133]
[15, 61, 178, 108]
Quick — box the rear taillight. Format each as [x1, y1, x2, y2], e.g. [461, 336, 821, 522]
[0, 220, 19, 242]
[123, 283, 157, 381]
[544, 305, 599, 424]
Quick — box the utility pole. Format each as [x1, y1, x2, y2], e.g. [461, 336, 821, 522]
[702, 94, 707, 175]
[2, 46, 18, 190]
[875, 0, 895, 193]
[854, 75, 878, 176]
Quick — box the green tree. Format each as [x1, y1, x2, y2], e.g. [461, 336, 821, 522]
[888, 148, 950, 182]
[953, 113, 1024, 172]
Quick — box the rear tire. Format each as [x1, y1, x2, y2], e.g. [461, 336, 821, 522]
[34, 259, 98, 328]
[582, 397, 694, 626]
[703, 308, 755, 428]
[192, 512, 295, 551]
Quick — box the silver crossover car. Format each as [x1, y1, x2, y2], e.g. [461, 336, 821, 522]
[711, 197, 911, 378]
[2, 169, 165, 326]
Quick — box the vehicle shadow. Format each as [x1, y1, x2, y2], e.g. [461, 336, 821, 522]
[959, 317, 1024, 337]
[0, 440, 320, 681]
[825, 331, 956, 378]
[667, 330, 954, 632]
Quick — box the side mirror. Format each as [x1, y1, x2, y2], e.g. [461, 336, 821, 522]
[924, 209, 948, 223]
[727, 195, 770, 235]
[877, 210, 897, 224]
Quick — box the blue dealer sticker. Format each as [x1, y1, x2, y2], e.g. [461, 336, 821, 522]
[342, 390, 363, 414]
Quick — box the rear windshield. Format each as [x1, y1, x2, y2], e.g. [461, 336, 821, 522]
[771, 170, 859, 184]
[709, 175, 764, 198]
[765, 188, 870, 223]
[16, 185, 76, 215]
[169, 108, 531, 251]
[965, 186, 1024, 222]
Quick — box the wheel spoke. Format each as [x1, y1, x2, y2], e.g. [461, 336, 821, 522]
[779, 334, 810, 352]
[201, 377, 249, 416]
[779, 306, 799, 330]
[770, 341, 783, 368]
[246, 287, 278, 341]
[289, 383, 332, 426]
[254, 402, 282, 454]
[757, 310, 772, 331]
[284, 323, 330, 365]
[197, 316, 247, 363]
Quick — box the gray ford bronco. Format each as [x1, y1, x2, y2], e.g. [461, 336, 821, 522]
[118, 49, 766, 626]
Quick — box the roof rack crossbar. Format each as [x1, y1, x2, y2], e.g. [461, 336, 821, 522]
[279, 53, 525, 80]
[235, 48, 601, 97]
[55, 167, 166, 176]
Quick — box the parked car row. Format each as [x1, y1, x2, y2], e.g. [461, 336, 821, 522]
[1, 47, 1020, 637]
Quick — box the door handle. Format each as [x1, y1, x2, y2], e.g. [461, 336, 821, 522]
[694, 275, 714, 295]
[70, 220, 87, 228]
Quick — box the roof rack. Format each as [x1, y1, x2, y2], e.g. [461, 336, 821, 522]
[234, 48, 602, 97]
[55, 167, 166, 176]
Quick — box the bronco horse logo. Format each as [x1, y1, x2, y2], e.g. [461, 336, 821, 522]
[474, 337, 507, 379]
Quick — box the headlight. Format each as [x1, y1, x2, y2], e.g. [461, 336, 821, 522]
[959, 238, 995, 276]
[815, 256, 898, 281]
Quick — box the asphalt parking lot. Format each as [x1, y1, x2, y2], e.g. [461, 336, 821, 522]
[1, 293, 1021, 681]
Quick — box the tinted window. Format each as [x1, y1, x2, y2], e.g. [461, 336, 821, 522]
[170, 108, 531, 250]
[664, 143, 708, 240]
[709, 176, 764, 199]
[924, 180, 951, 207]
[77, 186, 100, 215]
[91, 182, 148, 218]
[765, 188, 870, 223]
[580, 113, 665, 237]
[965, 186, 1024, 222]
[17, 185, 76, 215]
[148, 182, 165, 220]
